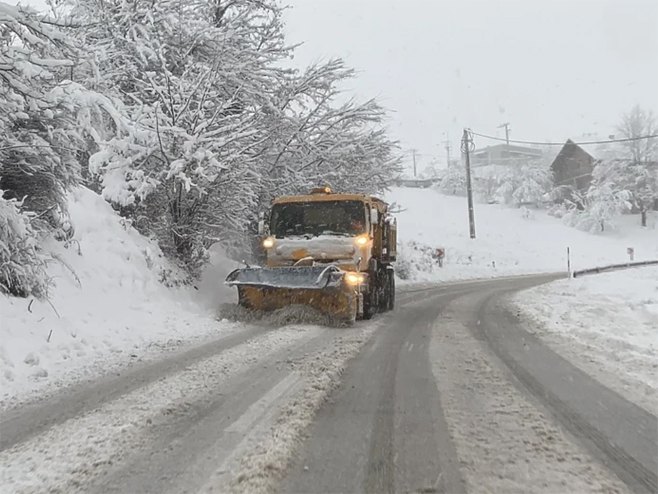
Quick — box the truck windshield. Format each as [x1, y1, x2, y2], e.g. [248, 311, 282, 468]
[270, 200, 366, 238]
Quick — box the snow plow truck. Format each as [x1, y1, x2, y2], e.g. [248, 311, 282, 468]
[225, 187, 397, 323]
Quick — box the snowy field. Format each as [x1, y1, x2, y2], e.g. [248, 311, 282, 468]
[510, 267, 658, 414]
[386, 186, 658, 282]
[0, 187, 242, 409]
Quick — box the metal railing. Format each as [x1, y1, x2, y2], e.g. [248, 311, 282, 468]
[572, 260, 658, 278]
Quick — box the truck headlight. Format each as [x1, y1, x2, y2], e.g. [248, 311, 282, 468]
[345, 272, 365, 285]
[355, 234, 369, 246]
[262, 237, 275, 249]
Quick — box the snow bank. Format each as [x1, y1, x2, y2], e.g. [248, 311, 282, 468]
[510, 267, 658, 413]
[0, 187, 238, 408]
[386, 186, 657, 283]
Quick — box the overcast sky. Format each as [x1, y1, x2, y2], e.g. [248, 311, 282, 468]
[18, 0, 658, 171]
[283, 0, 658, 170]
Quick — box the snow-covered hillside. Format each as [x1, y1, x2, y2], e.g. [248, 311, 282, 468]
[0, 187, 241, 408]
[386, 186, 657, 282]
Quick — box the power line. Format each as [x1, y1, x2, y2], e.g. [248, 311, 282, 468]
[469, 130, 658, 147]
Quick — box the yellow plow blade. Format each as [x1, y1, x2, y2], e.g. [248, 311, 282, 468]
[226, 265, 359, 323]
[237, 285, 357, 323]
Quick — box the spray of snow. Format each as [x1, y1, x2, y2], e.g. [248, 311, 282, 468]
[196, 242, 243, 311]
[218, 303, 351, 328]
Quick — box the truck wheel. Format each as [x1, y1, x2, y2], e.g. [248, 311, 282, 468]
[363, 284, 377, 320]
[387, 269, 395, 311]
[377, 267, 391, 312]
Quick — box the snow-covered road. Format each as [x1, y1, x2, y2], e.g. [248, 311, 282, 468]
[510, 266, 658, 414]
[2, 275, 654, 494]
[1, 318, 378, 493]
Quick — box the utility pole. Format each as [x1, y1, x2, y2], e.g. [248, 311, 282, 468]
[498, 122, 511, 146]
[411, 149, 418, 177]
[461, 129, 476, 239]
[444, 140, 451, 168]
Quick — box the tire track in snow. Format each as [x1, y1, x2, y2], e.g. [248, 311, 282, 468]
[478, 297, 658, 493]
[0, 326, 322, 494]
[218, 323, 382, 494]
[429, 298, 631, 494]
[0, 323, 271, 451]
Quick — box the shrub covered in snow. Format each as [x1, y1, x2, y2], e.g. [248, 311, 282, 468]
[396, 241, 443, 280]
[0, 195, 49, 298]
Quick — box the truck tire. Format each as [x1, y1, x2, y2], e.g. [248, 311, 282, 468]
[387, 269, 395, 311]
[378, 270, 389, 312]
[363, 260, 380, 320]
[363, 284, 376, 320]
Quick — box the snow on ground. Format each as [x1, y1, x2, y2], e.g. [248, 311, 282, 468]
[386, 186, 658, 283]
[216, 323, 381, 494]
[0, 326, 321, 493]
[0, 187, 242, 409]
[509, 267, 658, 414]
[390, 186, 657, 414]
[429, 307, 631, 494]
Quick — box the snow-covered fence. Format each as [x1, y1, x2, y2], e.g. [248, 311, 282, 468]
[572, 260, 658, 278]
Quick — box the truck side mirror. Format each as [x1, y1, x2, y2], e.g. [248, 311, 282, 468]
[257, 211, 267, 235]
[370, 207, 379, 225]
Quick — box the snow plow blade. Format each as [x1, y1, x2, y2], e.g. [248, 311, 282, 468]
[225, 266, 357, 322]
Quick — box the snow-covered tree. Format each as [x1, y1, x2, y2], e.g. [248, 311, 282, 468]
[617, 105, 658, 165]
[616, 105, 658, 226]
[419, 157, 441, 179]
[61, 0, 292, 269]
[0, 2, 112, 296]
[0, 194, 50, 297]
[256, 59, 401, 201]
[0, 2, 82, 228]
[66, 0, 401, 270]
[473, 166, 502, 203]
[510, 162, 552, 206]
[567, 160, 632, 233]
[477, 161, 551, 206]
[438, 161, 466, 195]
